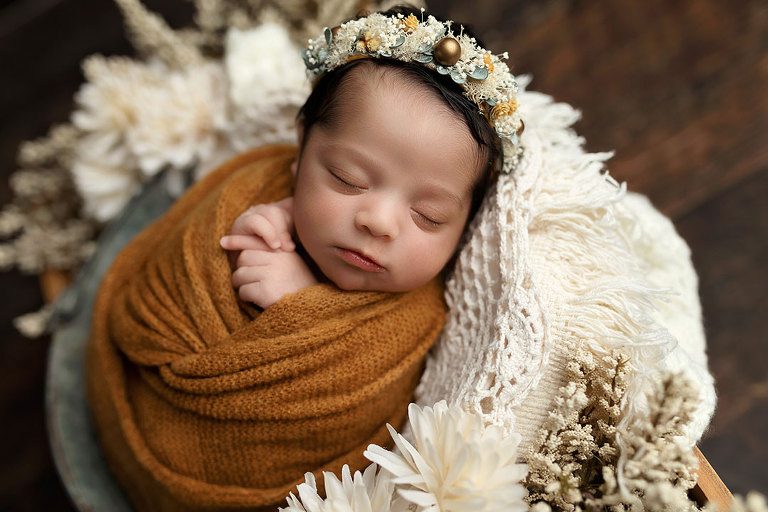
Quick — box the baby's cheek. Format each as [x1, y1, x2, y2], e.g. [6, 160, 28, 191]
[401, 235, 453, 281]
[297, 188, 335, 223]
[293, 192, 322, 234]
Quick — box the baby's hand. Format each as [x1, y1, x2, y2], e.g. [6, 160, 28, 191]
[231, 249, 317, 308]
[220, 197, 295, 253]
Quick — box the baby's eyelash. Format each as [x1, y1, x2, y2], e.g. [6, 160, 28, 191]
[414, 211, 443, 228]
[328, 169, 364, 190]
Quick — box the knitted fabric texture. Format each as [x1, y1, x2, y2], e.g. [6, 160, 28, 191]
[85, 145, 445, 512]
[415, 77, 716, 456]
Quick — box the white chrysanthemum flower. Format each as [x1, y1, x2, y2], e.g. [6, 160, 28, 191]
[70, 156, 140, 222]
[126, 61, 229, 176]
[70, 56, 231, 220]
[224, 23, 310, 152]
[364, 401, 528, 512]
[72, 56, 157, 163]
[280, 463, 412, 512]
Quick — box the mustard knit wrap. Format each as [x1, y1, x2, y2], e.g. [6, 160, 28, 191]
[85, 145, 446, 511]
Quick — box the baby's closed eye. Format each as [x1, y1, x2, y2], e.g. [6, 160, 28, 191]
[411, 210, 444, 229]
[327, 167, 367, 192]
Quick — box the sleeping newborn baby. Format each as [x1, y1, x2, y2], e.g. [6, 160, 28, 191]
[220, 56, 496, 306]
[84, 7, 526, 511]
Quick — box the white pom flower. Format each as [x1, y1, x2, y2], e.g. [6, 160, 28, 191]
[280, 463, 412, 512]
[226, 23, 310, 114]
[364, 401, 529, 512]
[224, 23, 310, 152]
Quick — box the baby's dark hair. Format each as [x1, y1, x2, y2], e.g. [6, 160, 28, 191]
[297, 6, 500, 219]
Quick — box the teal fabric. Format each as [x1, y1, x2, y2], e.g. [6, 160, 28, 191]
[46, 172, 180, 511]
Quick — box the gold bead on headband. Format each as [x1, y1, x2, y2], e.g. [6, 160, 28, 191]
[301, 10, 525, 173]
[433, 37, 461, 66]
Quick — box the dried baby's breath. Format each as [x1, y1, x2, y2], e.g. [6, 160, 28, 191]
[525, 344, 708, 511]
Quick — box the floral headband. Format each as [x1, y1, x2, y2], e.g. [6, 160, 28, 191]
[301, 10, 524, 174]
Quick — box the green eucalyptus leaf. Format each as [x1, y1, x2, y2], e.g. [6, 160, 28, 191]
[301, 49, 316, 69]
[450, 70, 466, 84]
[469, 66, 489, 80]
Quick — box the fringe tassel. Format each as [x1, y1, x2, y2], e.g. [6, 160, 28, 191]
[516, 77, 678, 494]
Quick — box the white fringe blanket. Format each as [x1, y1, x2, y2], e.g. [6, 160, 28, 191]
[415, 76, 717, 455]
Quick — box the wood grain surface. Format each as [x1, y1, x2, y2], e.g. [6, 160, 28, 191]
[1, 0, 766, 509]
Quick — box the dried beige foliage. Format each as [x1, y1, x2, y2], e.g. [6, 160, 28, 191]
[525, 346, 707, 511]
[113, 0, 203, 67]
[1, 126, 95, 276]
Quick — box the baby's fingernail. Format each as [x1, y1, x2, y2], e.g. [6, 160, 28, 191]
[219, 236, 230, 247]
[269, 239, 280, 249]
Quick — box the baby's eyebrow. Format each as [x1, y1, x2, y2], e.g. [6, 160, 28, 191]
[419, 187, 465, 208]
[327, 143, 382, 173]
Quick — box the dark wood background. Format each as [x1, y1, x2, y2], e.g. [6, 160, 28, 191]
[1, 0, 766, 509]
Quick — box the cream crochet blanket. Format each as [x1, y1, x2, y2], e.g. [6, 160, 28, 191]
[415, 77, 717, 454]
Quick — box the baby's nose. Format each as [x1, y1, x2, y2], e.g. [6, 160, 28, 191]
[355, 201, 399, 239]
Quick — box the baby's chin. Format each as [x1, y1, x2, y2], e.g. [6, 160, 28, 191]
[326, 267, 427, 293]
[325, 269, 379, 292]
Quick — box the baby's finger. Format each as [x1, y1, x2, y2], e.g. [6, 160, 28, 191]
[231, 265, 266, 289]
[237, 281, 262, 304]
[280, 231, 295, 251]
[220, 235, 270, 251]
[256, 207, 293, 242]
[239, 214, 281, 249]
[236, 249, 274, 268]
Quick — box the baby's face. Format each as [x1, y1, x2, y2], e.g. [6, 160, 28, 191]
[292, 69, 480, 292]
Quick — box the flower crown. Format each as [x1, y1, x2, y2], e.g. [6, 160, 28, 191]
[301, 10, 524, 174]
